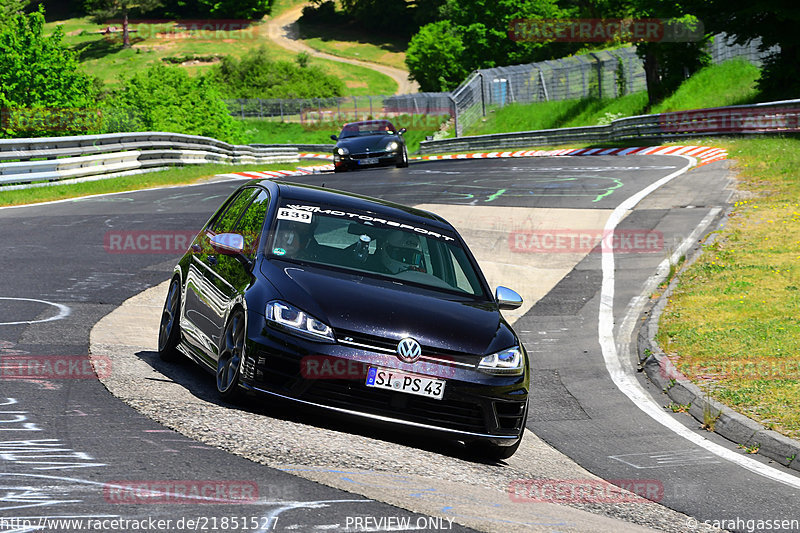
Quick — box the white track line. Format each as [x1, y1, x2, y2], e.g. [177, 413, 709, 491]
[598, 155, 800, 489]
[0, 297, 71, 325]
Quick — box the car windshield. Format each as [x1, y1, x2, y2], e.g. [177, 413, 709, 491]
[269, 202, 486, 298]
[338, 120, 396, 138]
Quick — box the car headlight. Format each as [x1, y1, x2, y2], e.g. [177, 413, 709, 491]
[265, 301, 335, 342]
[336, 147, 349, 156]
[386, 141, 399, 152]
[478, 346, 524, 375]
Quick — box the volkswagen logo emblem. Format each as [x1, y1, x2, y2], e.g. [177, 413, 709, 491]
[396, 337, 421, 363]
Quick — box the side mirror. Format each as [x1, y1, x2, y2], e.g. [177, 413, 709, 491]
[330, 134, 338, 141]
[209, 233, 245, 255]
[495, 286, 523, 310]
[398, 127, 407, 135]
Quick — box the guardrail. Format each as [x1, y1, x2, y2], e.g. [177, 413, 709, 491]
[0, 132, 300, 187]
[419, 99, 800, 154]
[251, 143, 334, 152]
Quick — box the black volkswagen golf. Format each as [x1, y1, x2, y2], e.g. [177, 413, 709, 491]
[158, 180, 529, 458]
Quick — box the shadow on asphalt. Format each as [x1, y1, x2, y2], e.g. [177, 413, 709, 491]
[134, 348, 507, 466]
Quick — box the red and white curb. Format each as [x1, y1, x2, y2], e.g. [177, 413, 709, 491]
[299, 153, 334, 161]
[415, 145, 727, 168]
[217, 145, 727, 180]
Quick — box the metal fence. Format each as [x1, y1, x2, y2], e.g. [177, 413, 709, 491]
[710, 34, 777, 66]
[419, 98, 800, 154]
[226, 34, 774, 137]
[224, 94, 452, 123]
[450, 47, 647, 136]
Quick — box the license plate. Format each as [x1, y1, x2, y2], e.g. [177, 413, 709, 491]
[358, 157, 379, 165]
[365, 366, 445, 400]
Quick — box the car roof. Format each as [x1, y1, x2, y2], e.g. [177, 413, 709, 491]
[268, 181, 452, 231]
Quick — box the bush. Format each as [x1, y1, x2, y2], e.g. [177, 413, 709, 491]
[211, 46, 345, 99]
[103, 64, 243, 143]
[0, 7, 98, 137]
[155, 0, 272, 19]
[300, 1, 341, 24]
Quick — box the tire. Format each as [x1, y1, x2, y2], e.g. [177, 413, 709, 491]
[334, 165, 348, 173]
[158, 278, 182, 361]
[396, 147, 409, 168]
[216, 308, 246, 402]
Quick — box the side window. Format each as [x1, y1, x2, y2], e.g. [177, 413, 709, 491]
[236, 190, 270, 257]
[212, 188, 259, 234]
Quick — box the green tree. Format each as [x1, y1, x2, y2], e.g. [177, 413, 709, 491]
[339, 0, 410, 33]
[195, 0, 271, 18]
[0, 0, 29, 21]
[405, 0, 566, 91]
[155, 0, 271, 19]
[103, 64, 242, 142]
[692, 0, 800, 100]
[37, 1, 87, 20]
[626, 1, 710, 106]
[0, 7, 97, 136]
[84, 0, 163, 48]
[405, 20, 469, 91]
[562, 0, 710, 107]
[442, 0, 564, 66]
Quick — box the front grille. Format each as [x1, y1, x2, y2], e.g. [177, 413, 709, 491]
[301, 379, 488, 433]
[351, 151, 389, 159]
[334, 328, 468, 360]
[336, 329, 397, 354]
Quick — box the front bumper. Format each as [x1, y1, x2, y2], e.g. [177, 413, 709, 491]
[334, 150, 402, 170]
[240, 315, 529, 444]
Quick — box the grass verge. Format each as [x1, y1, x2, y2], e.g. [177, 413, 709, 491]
[657, 135, 800, 440]
[0, 162, 304, 207]
[464, 58, 761, 137]
[298, 21, 408, 70]
[315, 59, 397, 96]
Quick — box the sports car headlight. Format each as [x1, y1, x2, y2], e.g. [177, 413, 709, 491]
[386, 141, 399, 152]
[336, 147, 349, 156]
[265, 301, 335, 342]
[478, 346, 524, 375]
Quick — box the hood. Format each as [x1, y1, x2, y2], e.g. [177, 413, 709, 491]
[261, 260, 515, 357]
[337, 134, 399, 154]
